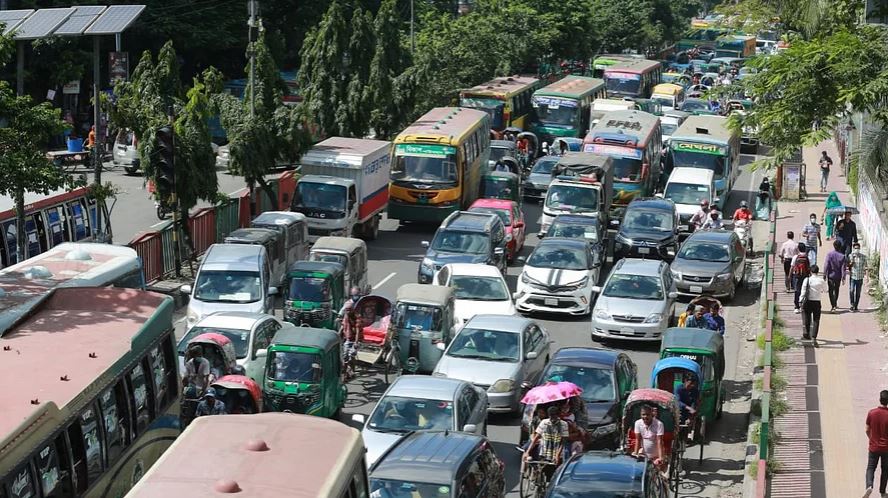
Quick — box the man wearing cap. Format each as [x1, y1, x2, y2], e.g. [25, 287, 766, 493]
[684, 305, 708, 329]
[732, 200, 753, 222]
[690, 200, 711, 231]
[195, 387, 227, 416]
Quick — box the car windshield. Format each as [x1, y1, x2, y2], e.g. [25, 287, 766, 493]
[368, 396, 454, 433]
[296, 182, 347, 213]
[532, 158, 558, 175]
[178, 327, 250, 359]
[664, 182, 710, 205]
[528, 244, 588, 270]
[662, 123, 679, 136]
[392, 145, 458, 185]
[470, 206, 511, 224]
[603, 274, 664, 300]
[678, 241, 731, 262]
[267, 351, 321, 383]
[193, 270, 262, 303]
[681, 100, 709, 112]
[287, 276, 330, 302]
[605, 74, 641, 95]
[430, 230, 490, 255]
[549, 484, 643, 498]
[451, 275, 510, 301]
[546, 184, 599, 213]
[448, 327, 520, 362]
[547, 220, 599, 242]
[670, 150, 726, 178]
[370, 479, 452, 498]
[544, 365, 616, 402]
[395, 303, 442, 331]
[622, 209, 673, 232]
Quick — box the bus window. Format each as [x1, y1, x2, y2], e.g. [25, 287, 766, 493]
[127, 362, 154, 436]
[1, 220, 15, 267]
[35, 438, 69, 497]
[45, 205, 68, 247]
[150, 337, 177, 414]
[79, 405, 105, 486]
[112, 268, 145, 289]
[67, 200, 89, 241]
[100, 386, 126, 466]
[4, 463, 37, 498]
[87, 198, 98, 233]
[24, 215, 42, 258]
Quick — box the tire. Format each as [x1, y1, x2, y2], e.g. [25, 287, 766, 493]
[519, 459, 533, 498]
[384, 349, 401, 385]
[156, 205, 169, 220]
[367, 216, 380, 240]
[124, 166, 139, 175]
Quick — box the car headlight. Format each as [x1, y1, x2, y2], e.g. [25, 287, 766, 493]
[420, 258, 434, 271]
[591, 422, 618, 437]
[564, 276, 589, 290]
[716, 272, 733, 282]
[666, 245, 676, 256]
[644, 313, 664, 324]
[186, 311, 199, 327]
[671, 269, 682, 280]
[432, 372, 447, 378]
[489, 379, 515, 393]
[595, 309, 611, 320]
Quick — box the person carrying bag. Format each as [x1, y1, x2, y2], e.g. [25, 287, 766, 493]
[800, 264, 826, 347]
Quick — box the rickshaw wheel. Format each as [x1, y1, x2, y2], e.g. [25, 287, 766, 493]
[697, 416, 706, 465]
[518, 459, 539, 498]
[384, 350, 402, 385]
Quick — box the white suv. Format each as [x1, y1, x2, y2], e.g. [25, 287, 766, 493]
[591, 258, 677, 342]
[514, 238, 600, 316]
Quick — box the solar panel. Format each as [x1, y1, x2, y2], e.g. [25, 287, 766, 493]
[84, 4, 145, 35]
[54, 6, 108, 36]
[0, 9, 34, 35]
[14, 8, 75, 40]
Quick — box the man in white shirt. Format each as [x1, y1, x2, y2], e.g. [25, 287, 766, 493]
[701, 211, 724, 230]
[183, 346, 211, 392]
[633, 405, 665, 468]
[799, 264, 826, 346]
[779, 231, 800, 292]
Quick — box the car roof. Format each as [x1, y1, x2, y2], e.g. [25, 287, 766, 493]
[386, 375, 466, 400]
[442, 211, 500, 232]
[194, 312, 273, 330]
[552, 347, 619, 367]
[668, 167, 714, 183]
[470, 198, 516, 210]
[552, 214, 600, 226]
[370, 431, 485, 483]
[538, 237, 591, 250]
[554, 451, 644, 493]
[686, 229, 735, 243]
[626, 197, 675, 212]
[441, 263, 504, 277]
[612, 257, 666, 276]
[464, 313, 531, 333]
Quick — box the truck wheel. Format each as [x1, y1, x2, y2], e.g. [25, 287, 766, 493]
[367, 216, 380, 240]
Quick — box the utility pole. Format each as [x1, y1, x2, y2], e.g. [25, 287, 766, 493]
[248, 0, 259, 118]
[92, 36, 103, 240]
[410, 0, 415, 53]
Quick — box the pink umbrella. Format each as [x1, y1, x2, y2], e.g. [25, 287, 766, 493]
[521, 381, 583, 405]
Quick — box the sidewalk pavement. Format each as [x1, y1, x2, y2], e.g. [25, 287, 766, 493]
[768, 140, 888, 498]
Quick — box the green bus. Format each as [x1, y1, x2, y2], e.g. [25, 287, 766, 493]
[668, 115, 741, 211]
[530, 75, 607, 145]
[0, 287, 179, 498]
[591, 54, 639, 78]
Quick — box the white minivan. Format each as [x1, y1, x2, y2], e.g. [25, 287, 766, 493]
[181, 243, 278, 330]
[662, 167, 716, 236]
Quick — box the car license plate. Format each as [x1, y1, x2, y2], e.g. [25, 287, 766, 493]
[638, 247, 650, 255]
[620, 327, 634, 335]
[410, 331, 422, 339]
[544, 298, 558, 306]
[690, 285, 703, 294]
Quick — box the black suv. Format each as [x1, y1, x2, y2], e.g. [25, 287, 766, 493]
[613, 197, 679, 261]
[418, 211, 508, 283]
[369, 431, 505, 498]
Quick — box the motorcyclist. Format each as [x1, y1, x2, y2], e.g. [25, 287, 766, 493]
[339, 286, 364, 375]
[733, 200, 753, 222]
[690, 200, 711, 230]
[757, 177, 773, 219]
[701, 210, 724, 230]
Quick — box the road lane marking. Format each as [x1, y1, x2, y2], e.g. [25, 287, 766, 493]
[373, 272, 397, 290]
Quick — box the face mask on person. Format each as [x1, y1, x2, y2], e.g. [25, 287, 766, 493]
[810, 217, 816, 223]
[351, 294, 360, 303]
[853, 248, 860, 255]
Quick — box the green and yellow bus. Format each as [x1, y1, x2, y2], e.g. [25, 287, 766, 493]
[388, 107, 491, 223]
[0, 287, 178, 498]
[530, 75, 607, 145]
[458, 75, 539, 137]
[591, 54, 639, 78]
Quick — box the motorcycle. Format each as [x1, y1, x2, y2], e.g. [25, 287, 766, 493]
[734, 218, 753, 256]
[155, 199, 171, 220]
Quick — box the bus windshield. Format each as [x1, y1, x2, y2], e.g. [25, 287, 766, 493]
[605, 74, 641, 96]
[392, 144, 458, 185]
[611, 156, 644, 182]
[532, 97, 579, 126]
[671, 150, 727, 178]
[459, 97, 504, 129]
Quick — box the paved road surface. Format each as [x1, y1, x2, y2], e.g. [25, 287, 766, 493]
[163, 155, 766, 496]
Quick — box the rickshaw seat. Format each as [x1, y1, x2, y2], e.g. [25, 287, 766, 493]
[362, 315, 391, 345]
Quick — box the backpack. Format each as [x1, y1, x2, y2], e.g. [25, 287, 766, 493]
[793, 253, 811, 278]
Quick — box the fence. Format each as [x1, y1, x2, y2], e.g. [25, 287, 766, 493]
[129, 172, 297, 284]
[754, 208, 778, 497]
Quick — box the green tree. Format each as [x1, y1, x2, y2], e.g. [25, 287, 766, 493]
[366, 0, 411, 139]
[299, 0, 350, 137]
[108, 41, 220, 251]
[338, 6, 376, 137]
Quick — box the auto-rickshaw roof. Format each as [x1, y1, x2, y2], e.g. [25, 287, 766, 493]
[271, 326, 341, 352]
[650, 357, 703, 385]
[224, 227, 280, 244]
[311, 236, 366, 254]
[485, 171, 520, 180]
[661, 327, 725, 354]
[396, 283, 453, 306]
[286, 260, 345, 277]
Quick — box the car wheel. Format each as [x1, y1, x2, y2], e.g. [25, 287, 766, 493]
[591, 332, 602, 343]
[727, 282, 736, 301]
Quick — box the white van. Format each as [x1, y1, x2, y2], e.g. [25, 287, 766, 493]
[181, 243, 278, 330]
[663, 167, 716, 235]
[591, 98, 635, 113]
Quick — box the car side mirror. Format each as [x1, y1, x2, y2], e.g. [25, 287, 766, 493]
[517, 256, 527, 264]
[494, 247, 505, 256]
[180, 284, 192, 294]
[421, 241, 430, 248]
[255, 348, 268, 359]
[591, 285, 602, 294]
[526, 351, 538, 360]
[351, 413, 366, 425]
[268, 287, 278, 296]
[668, 291, 678, 299]
[435, 342, 446, 351]
[462, 424, 477, 433]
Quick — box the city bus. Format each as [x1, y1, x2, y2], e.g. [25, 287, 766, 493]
[126, 413, 367, 497]
[591, 54, 641, 78]
[0, 186, 112, 268]
[0, 287, 178, 498]
[676, 27, 730, 52]
[668, 115, 741, 210]
[583, 110, 663, 215]
[530, 75, 607, 145]
[602, 59, 663, 99]
[458, 75, 539, 137]
[388, 107, 491, 223]
[715, 35, 756, 58]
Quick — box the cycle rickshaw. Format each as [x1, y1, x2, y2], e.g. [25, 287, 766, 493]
[621, 388, 684, 496]
[650, 357, 706, 467]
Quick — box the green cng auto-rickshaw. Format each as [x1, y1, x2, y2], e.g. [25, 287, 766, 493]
[393, 283, 459, 374]
[480, 171, 523, 204]
[283, 261, 345, 329]
[261, 326, 346, 418]
[659, 327, 726, 423]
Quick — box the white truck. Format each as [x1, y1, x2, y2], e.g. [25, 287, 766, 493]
[294, 137, 392, 242]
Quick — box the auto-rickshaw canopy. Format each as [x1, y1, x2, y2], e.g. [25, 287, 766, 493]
[312, 236, 367, 255]
[286, 260, 345, 279]
[396, 283, 453, 307]
[271, 326, 341, 353]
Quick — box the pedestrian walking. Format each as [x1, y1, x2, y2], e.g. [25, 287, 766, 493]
[819, 150, 833, 192]
[824, 240, 847, 312]
[779, 231, 799, 292]
[791, 243, 811, 313]
[837, 210, 859, 256]
[802, 214, 822, 263]
[848, 242, 867, 312]
[798, 265, 824, 346]
[823, 191, 841, 239]
[863, 390, 888, 498]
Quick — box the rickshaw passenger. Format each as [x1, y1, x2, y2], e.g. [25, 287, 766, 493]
[678, 303, 695, 327]
[183, 346, 210, 392]
[674, 376, 700, 425]
[704, 302, 726, 335]
[195, 387, 227, 416]
[231, 390, 255, 414]
[684, 305, 708, 329]
[524, 405, 570, 465]
[633, 405, 665, 468]
[559, 401, 587, 455]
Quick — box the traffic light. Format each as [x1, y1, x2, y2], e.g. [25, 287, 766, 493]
[155, 125, 175, 197]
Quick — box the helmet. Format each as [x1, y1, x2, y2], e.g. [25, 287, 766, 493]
[350, 286, 362, 302]
[740, 200, 748, 207]
[700, 199, 710, 207]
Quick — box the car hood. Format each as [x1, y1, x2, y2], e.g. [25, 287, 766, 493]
[523, 266, 589, 287]
[426, 250, 490, 265]
[434, 355, 520, 386]
[188, 300, 265, 324]
[527, 173, 553, 186]
[454, 299, 516, 324]
[617, 227, 675, 244]
[674, 204, 699, 217]
[671, 258, 731, 276]
[585, 400, 619, 426]
[595, 295, 667, 315]
[362, 428, 406, 467]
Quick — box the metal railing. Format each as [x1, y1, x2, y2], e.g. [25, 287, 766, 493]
[755, 208, 778, 497]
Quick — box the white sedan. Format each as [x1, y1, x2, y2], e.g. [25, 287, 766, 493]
[434, 263, 516, 325]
